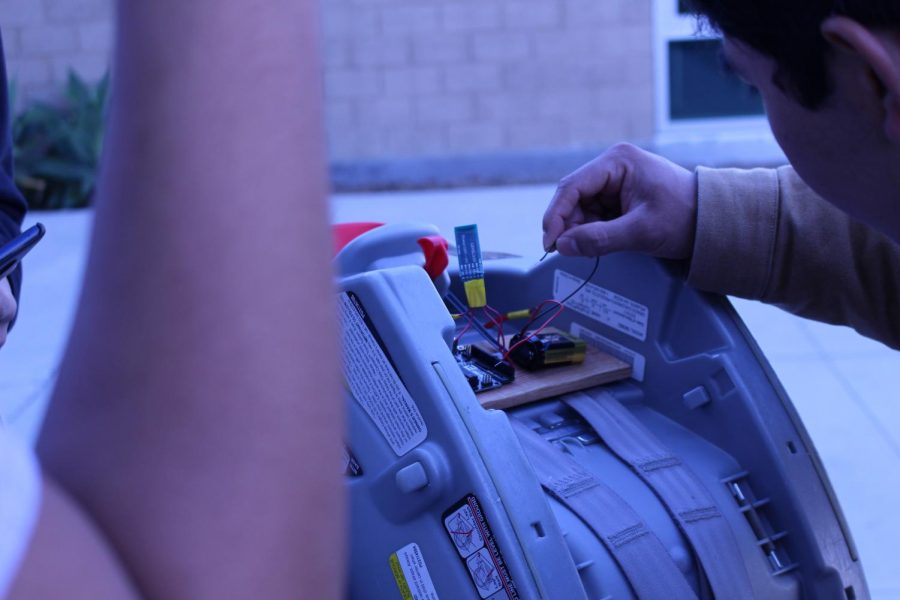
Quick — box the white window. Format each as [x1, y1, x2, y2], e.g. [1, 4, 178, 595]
[652, 0, 783, 163]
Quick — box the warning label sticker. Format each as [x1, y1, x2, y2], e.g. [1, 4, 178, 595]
[554, 270, 649, 341]
[340, 292, 427, 456]
[570, 322, 647, 382]
[445, 503, 485, 558]
[389, 543, 439, 600]
[442, 495, 519, 600]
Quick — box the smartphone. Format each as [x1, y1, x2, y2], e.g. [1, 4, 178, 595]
[0, 223, 46, 280]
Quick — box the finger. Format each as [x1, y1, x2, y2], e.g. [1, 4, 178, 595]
[555, 211, 648, 257]
[542, 162, 615, 251]
[0, 284, 16, 348]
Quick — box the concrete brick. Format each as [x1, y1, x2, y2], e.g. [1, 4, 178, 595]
[6, 57, 52, 86]
[445, 121, 506, 152]
[326, 99, 357, 131]
[350, 124, 447, 159]
[0, 0, 44, 27]
[351, 37, 409, 67]
[620, 0, 652, 25]
[2, 27, 22, 57]
[563, 0, 628, 27]
[441, 4, 502, 33]
[472, 32, 530, 62]
[414, 94, 474, 124]
[502, 1, 562, 30]
[380, 5, 439, 36]
[325, 69, 381, 99]
[412, 36, 468, 65]
[323, 39, 351, 69]
[475, 92, 540, 121]
[19, 24, 79, 55]
[45, 0, 112, 22]
[322, 6, 379, 38]
[533, 26, 651, 62]
[356, 96, 413, 124]
[383, 67, 442, 96]
[567, 116, 630, 146]
[443, 64, 502, 93]
[327, 127, 359, 160]
[504, 118, 570, 148]
[77, 21, 113, 53]
[535, 91, 596, 119]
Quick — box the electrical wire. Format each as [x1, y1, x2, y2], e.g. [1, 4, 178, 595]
[447, 255, 600, 356]
[452, 310, 473, 349]
[446, 291, 503, 351]
[482, 304, 506, 351]
[525, 255, 600, 331]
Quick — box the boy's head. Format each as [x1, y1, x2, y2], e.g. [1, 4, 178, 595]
[688, 1, 900, 240]
[689, 1, 900, 109]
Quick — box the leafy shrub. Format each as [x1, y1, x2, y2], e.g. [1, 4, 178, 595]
[12, 71, 109, 210]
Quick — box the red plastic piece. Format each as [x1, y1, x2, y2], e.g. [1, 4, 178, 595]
[417, 235, 449, 280]
[333, 222, 384, 256]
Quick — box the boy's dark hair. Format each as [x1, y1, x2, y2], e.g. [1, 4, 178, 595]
[687, 0, 900, 109]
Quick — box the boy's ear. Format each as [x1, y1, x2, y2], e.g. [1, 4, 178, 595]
[822, 16, 900, 142]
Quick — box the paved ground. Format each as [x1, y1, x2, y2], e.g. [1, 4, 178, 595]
[3, 185, 898, 597]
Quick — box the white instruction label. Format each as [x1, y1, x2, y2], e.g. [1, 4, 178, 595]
[571, 322, 646, 382]
[390, 543, 440, 600]
[554, 271, 649, 341]
[340, 292, 426, 456]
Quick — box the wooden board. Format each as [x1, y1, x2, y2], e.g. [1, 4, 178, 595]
[477, 333, 632, 410]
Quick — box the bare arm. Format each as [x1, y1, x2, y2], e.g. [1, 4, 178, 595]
[25, 0, 343, 597]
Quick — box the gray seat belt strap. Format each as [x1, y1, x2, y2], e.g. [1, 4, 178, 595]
[510, 420, 698, 600]
[564, 392, 754, 600]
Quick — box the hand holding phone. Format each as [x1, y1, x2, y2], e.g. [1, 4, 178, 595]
[0, 223, 46, 280]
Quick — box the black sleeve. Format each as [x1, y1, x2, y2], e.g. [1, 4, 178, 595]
[0, 31, 29, 304]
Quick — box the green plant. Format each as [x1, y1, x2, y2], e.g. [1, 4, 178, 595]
[12, 70, 109, 210]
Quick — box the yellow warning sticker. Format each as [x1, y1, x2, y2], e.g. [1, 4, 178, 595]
[390, 552, 413, 600]
[389, 543, 439, 600]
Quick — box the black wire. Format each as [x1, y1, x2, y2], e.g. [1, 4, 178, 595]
[521, 255, 601, 333]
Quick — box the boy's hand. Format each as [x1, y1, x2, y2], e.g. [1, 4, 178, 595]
[0, 277, 16, 347]
[543, 143, 699, 260]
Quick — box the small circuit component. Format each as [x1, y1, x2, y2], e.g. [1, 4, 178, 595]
[454, 224, 487, 308]
[455, 343, 515, 393]
[509, 329, 587, 371]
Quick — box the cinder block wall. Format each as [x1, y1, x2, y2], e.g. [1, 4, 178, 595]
[0, 0, 656, 183]
[323, 0, 654, 161]
[2, 0, 113, 106]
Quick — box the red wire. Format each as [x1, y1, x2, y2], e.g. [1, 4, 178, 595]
[503, 300, 565, 361]
[453, 310, 473, 349]
[482, 305, 506, 351]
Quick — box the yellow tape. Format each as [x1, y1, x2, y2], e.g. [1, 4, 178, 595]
[389, 553, 413, 600]
[506, 309, 532, 320]
[464, 279, 487, 308]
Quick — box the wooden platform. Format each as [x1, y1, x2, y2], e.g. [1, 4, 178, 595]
[477, 332, 632, 410]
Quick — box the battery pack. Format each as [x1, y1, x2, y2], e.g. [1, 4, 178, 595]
[509, 328, 586, 371]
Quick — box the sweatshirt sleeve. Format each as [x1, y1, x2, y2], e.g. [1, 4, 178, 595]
[687, 165, 900, 350]
[0, 32, 27, 306]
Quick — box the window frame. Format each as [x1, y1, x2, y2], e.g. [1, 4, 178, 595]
[651, 0, 773, 145]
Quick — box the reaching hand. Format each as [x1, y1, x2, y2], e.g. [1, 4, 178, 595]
[542, 143, 699, 261]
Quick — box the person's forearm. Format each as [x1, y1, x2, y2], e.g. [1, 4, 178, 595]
[688, 166, 900, 349]
[38, 1, 343, 598]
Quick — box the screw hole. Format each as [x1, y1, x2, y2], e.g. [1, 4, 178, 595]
[532, 521, 546, 538]
[787, 441, 798, 454]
